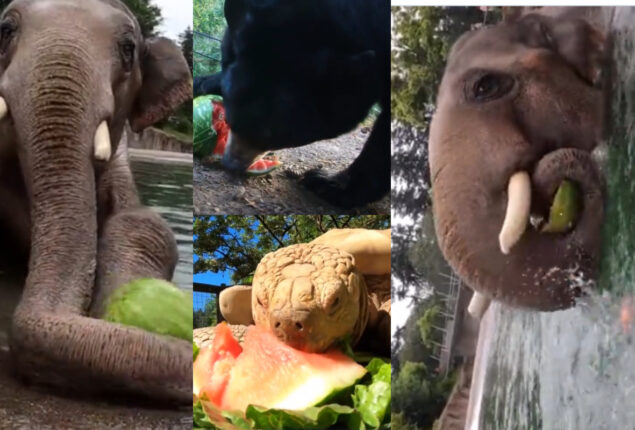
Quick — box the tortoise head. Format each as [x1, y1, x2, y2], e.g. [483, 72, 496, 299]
[251, 243, 369, 353]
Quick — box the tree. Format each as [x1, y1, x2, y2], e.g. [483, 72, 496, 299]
[122, 0, 163, 37]
[180, 27, 193, 74]
[193, 0, 226, 77]
[393, 360, 456, 430]
[193, 295, 218, 329]
[391, 7, 494, 128]
[194, 215, 390, 283]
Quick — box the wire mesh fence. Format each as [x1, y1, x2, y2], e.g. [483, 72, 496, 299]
[194, 30, 222, 76]
[193, 291, 217, 329]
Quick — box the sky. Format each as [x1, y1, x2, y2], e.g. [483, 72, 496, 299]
[155, 0, 193, 40]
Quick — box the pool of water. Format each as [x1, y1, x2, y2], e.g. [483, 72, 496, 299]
[132, 159, 193, 290]
[476, 8, 635, 430]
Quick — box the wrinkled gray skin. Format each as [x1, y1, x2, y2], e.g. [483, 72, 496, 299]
[429, 7, 607, 311]
[0, 0, 192, 403]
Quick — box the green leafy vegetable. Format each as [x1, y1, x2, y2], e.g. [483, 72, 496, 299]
[352, 359, 391, 429]
[194, 343, 200, 362]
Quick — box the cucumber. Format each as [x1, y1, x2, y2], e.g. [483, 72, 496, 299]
[102, 278, 192, 341]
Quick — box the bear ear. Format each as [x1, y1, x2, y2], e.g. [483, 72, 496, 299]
[129, 37, 192, 133]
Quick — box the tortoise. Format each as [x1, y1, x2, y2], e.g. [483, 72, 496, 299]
[193, 228, 391, 356]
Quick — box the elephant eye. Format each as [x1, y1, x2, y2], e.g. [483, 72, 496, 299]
[0, 17, 17, 54]
[119, 40, 136, 72]
[468, 73, 515, 103]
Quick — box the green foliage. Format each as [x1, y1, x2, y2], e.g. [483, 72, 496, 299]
[181, 27, 194, 73]
[194, 215, 390, 283]
[392, 361, 456, 429]
[391, 7, 492, 128]
[417, 305, 441, 349]
[391, 412, 420, 430]
[121, 0, 163, 37]
[194, 0, 226, 77]
[193, 295, 218, 329]
[392, 293, 455, 429]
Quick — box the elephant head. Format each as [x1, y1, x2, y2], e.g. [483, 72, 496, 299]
[429, 9, 606, 311]
[0, 0, 191, 401]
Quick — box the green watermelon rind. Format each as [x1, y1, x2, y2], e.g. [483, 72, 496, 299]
[193, 95, 223, 158]
[102, 278, 193, 342]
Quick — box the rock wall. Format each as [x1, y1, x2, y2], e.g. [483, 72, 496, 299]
[126, 126, 192, 153]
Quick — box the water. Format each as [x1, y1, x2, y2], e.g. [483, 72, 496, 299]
[132, 159, 193, 290]
[476, 9, 635, 430]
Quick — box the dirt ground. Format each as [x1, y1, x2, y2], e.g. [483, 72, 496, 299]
[193, 127, 390, 215]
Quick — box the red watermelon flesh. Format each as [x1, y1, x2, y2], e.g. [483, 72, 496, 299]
[193, 322, 242, 404]
[219, 325, 367, 411]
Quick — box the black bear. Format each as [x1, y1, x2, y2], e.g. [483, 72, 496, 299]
[194, 0, 390, 208]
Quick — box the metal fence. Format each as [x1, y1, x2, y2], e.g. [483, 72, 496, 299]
[429, 272, 463, 375]
[193, 282, 230, 329]
[193, 30, 222, 76]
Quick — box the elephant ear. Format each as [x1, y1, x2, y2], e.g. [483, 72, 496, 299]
[129, 37, 192, 133]
[517, 13, 606, 86]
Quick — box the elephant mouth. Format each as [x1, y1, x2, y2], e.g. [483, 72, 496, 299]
[498, 157, 586, 254]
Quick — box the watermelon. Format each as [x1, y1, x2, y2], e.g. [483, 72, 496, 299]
[102, 278, 193, 341]
[193, 95, 223, 158]
[194, 323, 243, 405]
[194, 324, 367, 412]
[246, 156, 282, 176]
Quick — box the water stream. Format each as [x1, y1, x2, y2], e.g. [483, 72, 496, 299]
[475, 8, 635, 429]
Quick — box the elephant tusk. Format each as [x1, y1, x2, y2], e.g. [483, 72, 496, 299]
[498, 171, 531, 254]
[94, 121, 111, 161]
[0, 97, 8, 121]
[467, 291, 491, 319]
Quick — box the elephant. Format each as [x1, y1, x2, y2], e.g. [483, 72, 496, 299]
[193, 0, 390, 208]
[429, 7, 608, 311]
[0, 0, 192, 403]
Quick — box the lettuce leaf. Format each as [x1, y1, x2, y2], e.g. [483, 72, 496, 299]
[352, 359, 391, 429]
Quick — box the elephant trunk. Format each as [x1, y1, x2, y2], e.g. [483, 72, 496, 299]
[9, 37, 106, 314]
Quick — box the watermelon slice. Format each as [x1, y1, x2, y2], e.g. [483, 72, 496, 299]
[195, 97, 282, 175]
[193, 322, 242, 404]
[194, 324, 367, 412]
[246, 155, 282, 176]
